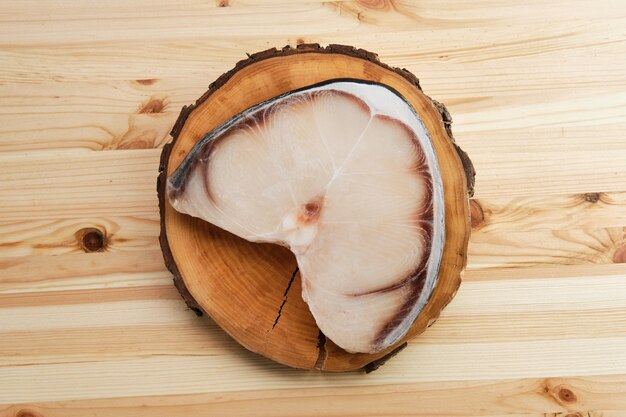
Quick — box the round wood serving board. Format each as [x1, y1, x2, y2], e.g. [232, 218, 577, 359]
[158, 44, 475, 372]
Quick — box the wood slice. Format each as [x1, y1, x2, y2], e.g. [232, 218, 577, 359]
[157, 44, 475, 372]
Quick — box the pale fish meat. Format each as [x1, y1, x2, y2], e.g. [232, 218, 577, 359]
[167, 81, 444, 354]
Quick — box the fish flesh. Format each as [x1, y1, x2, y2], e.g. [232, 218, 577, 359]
[167, 80, 444, 354]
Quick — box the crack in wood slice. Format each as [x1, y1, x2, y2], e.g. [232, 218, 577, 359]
[272, 267, 299, 330]
[314, 330, 328, 370]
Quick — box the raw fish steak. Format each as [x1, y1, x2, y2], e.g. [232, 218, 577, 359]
[167, 80, 444, 354]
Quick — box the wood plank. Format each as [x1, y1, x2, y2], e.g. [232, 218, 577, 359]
[4, 305, 626, 366]
[1, 143, 625, 223]
[0, 86, 616, 152]
[2, 27, 624, 85]
[469, 226, 626, 270]
[0, 149, 160, 220]
[0, 304, 626, 366]
[1, 375, 626, 416]
[2, 77, 625, 158]
[0, 323, 229, 367]
[0, 0, 624, 412]
[0, 139, 623, 281]
[3, 254, 622, 293]
[0, 299, 193, 333]
[2, 265, 626, 368]
[0, 250, 170, 294]
[0, 285, 177, 308]
[0, 3, 347, 46]
[464, 126, 626, 199]
[472, 192, 626, 232]
[0, 80, 188, 152]
[0, 1, 624, 83]
[2, 264, 626, 402]
[3, 169, 625, 259]
[2, 46, 623, 105]
[463, 262, 626, 282]
[1, 217, 625, 277]
[1, 0, 623, 45]
[0, 216, 159, 257]
[1, 85, 625, 202]
[2, 0, 624, 19]
[450, 264, 626, 314]
[2, 339, 626, 403]
[2, 214, 624, 272]
[3, 184, 626, 266]
[3, 80, 626, 188]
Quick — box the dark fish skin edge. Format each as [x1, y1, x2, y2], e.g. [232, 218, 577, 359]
[158, 43, 475, 371]
[169, 77, 440, 198]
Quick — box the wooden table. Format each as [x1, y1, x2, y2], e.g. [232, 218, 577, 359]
[1, 1, 625, 416]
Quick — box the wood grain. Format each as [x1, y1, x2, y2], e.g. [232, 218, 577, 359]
[0, 81, 182, 152]
[1, 263, 625, 364]
[0, 150, 160, 221]
[3, 375, 626, 417]
[0, 250, 170, 293]
[0, 216, 159, 257]
[472, 192, 626, 232]
[1, 134, 624, 212]
[469, 226, 626, 270]
[1, 0, 626, 414]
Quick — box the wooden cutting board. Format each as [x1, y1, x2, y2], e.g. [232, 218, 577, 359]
[1, 1, 626, 416]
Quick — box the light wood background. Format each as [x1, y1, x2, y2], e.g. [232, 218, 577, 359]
[1, 0, 625, 416]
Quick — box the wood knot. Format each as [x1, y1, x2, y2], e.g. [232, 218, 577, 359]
[357, 0, 393, 10]
[216, 0, 229, 6]
[76, 227, 106, 252]
[558, 387, 577, 403]
[296, 38, 305, 45]
[614, 244, 626, 264]
[470, 199, 485, 228]
[116, 138, 156, 150]
[135, 78, 157, 85]
[137, 97, 166, 114]
[583, 192, 601, 203]
[16, 409, 43, 417]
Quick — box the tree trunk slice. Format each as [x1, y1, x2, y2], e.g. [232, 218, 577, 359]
[157, 44, 474, 372]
